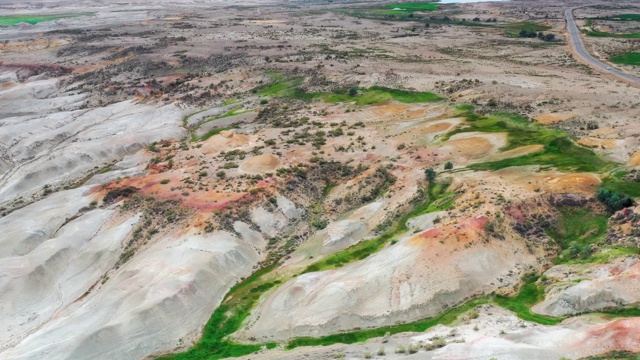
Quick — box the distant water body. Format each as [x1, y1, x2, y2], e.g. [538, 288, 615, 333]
[439, 0, 508, 3]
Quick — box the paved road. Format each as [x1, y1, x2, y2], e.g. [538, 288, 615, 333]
[565, 6, 640, 84]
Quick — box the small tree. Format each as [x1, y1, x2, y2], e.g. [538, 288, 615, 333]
[348, 87, 358, 96]
[425, 168, 436, 181]
[444, 161, 453, 170]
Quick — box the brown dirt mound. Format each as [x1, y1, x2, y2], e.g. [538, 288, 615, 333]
[240, 154, 281, 174]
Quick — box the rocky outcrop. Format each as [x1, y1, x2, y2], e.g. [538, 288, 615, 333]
[533, 257, 640, 317]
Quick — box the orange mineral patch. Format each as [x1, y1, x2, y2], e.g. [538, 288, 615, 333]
[577, 137, 617, 149]
[534, 112, 576, 125]
[422, 122, 453, 134]
[629, 151, 640, 167]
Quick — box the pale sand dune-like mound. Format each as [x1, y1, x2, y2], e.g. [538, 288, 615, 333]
[201, 130, 250, 153]
[240, 154, 281, 174]
[441, 132, 507, 160]
[534, 112, 576, 125]
[485, 144, 544, 162]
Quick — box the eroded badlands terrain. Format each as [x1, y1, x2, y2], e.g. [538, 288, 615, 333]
[2, 0, 640, 359]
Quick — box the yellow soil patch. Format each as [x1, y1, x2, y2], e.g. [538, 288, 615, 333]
[240, 154, 281, 174]
[534, 112, 576, 125]
[577, 137, 617, 149]
[485, 144, 544, 162]
[444, 137, 493, 159]
[540, 173, 600, 195]
[629, 151, 640, 167]
[592, 127, 614, 136]
[422, 122, 454, 134]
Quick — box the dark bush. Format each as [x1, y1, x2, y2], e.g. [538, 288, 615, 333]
[596, 188, 633, 212]
[103, 186, 138, 204]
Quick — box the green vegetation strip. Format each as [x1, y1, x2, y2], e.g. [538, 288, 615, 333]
[597, 14, 640, 21]
[446, 109, 612, 173]
[302, 182, 454, 273]
[286, 298, 487, 349]
[258, 74, 441, 105]
[159, 265, 280, 360]
[610, 52, 640, 66]
[0, 13, 91, 26]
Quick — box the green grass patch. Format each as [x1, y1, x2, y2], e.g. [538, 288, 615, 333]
[0, 13, 91, 27]
[286, 298, 487, 349]
[451, 111, 612, 173]
[305, 86, 441, 105]
[257, 73, 441, 105]
[587, 246, 640, 264]
[611, 52, 640, 66]
[302, 182, 454, 273]
[257, 74, 304, 97]
[545, 207, 609, 264]
[493, 274, 562, 325]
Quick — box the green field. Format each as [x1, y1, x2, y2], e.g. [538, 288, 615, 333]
[0, 13, 90, 27]
[598, 14, 640, 21]
[384, 2, 439, 13]
[584, 30, 640, 38]
[257, 74, 441, 105]
[610, 52, 640, 66]
[336, 2, 439, 21]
